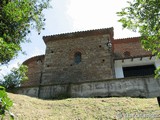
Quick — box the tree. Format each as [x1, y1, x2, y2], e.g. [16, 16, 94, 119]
[0, 0, 51, 119]
[117, 0, 160, 107]
[0, 64, 28, 90]
[117, 0, 160, 58]
[0, 86, 14, 120]
[0, 0, 51, 65]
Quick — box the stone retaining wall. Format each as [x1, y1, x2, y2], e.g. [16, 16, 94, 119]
[14, 76, 160, 99]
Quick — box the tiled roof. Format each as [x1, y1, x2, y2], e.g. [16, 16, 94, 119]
[113, 37, 140, 44]
[113, 36, 152, 59]
[23, 55, 45, 65]
[43, 27, 114, 44]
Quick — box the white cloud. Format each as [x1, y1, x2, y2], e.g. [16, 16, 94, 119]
[29, 47, 45, 58]
[67, 0, 139, 38]
[0, 59, 20, 78]
[1, 0, 140, 78]
[0, 47, 43, 77]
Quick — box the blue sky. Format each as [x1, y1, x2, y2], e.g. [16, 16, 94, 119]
[1, 0, 139, 75]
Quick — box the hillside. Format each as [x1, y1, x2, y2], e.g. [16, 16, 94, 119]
[4, 93, 160, 120]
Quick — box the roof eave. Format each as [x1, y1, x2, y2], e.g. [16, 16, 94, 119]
[43, 27, 114, 44]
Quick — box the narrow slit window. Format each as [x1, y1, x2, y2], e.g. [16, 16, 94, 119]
[74, 52, 81, 64]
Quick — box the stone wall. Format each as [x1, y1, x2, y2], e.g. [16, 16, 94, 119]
[14, 76, 160, 99]
[70, 76, 160, 98]
[22, 55, 44, 87]
[37, 76, 160, 99]
[39, 85, 69, 99]
[16, 29, 160, 99]
[42, 32, 114, 85]
[14, 87, 39, 97]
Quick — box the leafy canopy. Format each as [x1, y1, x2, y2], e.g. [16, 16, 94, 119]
[0, 86, 14, 119]
[0, 0, 51, 65]
[117, 0, 160, 56]
[0, 64, 28, 90]
[0, 0, 51, 119]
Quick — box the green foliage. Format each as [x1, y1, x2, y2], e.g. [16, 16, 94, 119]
[0, 37, 20, 64]
[0, 0, 51, 64]
[155, 67, 160, 78]
[0, 64, 28, 90]
[0, 86, 14, 120]
[0, 0, 51, 119]
[117, 0, 160, 57]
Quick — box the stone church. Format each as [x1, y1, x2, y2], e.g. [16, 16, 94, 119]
[15, 28, 160, 99]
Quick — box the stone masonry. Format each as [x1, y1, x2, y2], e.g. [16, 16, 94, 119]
[113, 37, 152, 59]
[41, 28, 114, 86]
[14, 28, 160, 99]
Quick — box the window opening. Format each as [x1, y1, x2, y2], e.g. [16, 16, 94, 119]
[123, 64, 155, 77]
[74, 52, 81, 64]
[123, 51, 130, 57]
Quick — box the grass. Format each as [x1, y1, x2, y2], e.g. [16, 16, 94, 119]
[4, 93, 160, 120]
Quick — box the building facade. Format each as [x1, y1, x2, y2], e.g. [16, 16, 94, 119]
[16, 28, 160, 99]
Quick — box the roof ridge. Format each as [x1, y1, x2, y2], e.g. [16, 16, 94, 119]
[114, 36, 140, 40]
[23, 54, 45, 65]
[43, 27, 113, 38]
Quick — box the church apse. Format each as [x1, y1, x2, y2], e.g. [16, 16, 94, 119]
[15, 28, 160, 99]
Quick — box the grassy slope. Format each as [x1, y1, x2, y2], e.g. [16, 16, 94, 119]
[5, 93, 160, 120]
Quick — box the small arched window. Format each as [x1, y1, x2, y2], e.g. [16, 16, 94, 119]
[74, 52, 81, 64]
[123, 51, 131, 57]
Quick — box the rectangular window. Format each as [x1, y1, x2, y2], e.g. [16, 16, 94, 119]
[123, 65, 155, 77]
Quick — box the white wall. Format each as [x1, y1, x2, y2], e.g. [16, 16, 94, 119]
[114, 56, 160, 78]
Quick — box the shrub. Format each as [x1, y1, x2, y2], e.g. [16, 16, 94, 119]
[0, 86, 14, 119]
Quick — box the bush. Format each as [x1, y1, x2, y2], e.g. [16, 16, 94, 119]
[0, 64, 28, 90]
[0, 86, 14, 119]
